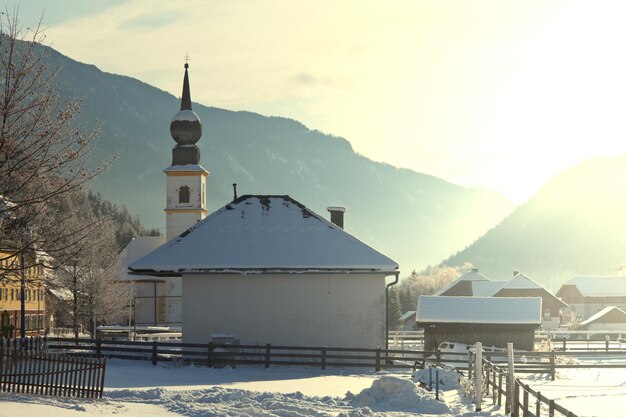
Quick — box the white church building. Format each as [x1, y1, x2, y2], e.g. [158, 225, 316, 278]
[129, 64, 399, 348]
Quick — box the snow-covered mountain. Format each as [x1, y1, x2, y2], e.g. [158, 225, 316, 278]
[41, 44, 512, 272]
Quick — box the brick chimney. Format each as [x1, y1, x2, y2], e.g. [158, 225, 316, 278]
[326, 206, 347, 229]
[513, 270, 519, 277]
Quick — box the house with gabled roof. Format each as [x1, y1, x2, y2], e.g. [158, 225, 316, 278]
[430, 269, 566, 329]
[416, 295, 542, 350]
[434, 268, 489, 296]
[130, 194, 399, 348]
[578, 306, 626, 331]
[557, 276, 626, 320]
[491, 273, 567, 329]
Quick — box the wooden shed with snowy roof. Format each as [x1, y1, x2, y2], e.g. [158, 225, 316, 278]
[130, 195, 399, 348]
[416, 295, 542, 351]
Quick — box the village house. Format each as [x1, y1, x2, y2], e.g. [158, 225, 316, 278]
[114, 236, 181, 328]
[130, 195, 399, 348]
[556, 276, 626, 321]
[128, 64, 399, 348]
[578, 306, 626, 331]
[416, 295, 542, 351]
[434, 269, 565, 329]
[0, 250, 46, 337]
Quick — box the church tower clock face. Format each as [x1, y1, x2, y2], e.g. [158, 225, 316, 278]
[163, 63, 209, 242]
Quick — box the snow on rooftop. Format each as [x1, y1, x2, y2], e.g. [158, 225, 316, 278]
[116, 236, 166, 281]
[433, 270, 489, 296]
[163, 164, 208, 173]
[129, 195, 399, 275]
[500, 273, 543, 290]
[579, 306, 626, 327]
[416, 295, 542, 324]
[398, 311, 416, 322]
[471, 281, 505, 297]
[562, 276, 626, 297]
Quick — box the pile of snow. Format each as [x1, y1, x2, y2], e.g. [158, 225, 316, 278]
[345, 376, 450, 414]
[412, 366, 462, 391]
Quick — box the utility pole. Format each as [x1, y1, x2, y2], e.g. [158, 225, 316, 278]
[73, 262, 79, 339]
[20, 254, 25, 338]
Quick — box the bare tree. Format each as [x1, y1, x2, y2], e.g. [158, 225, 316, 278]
[49, 196, 128, 338]
[0, 9, 111, 271]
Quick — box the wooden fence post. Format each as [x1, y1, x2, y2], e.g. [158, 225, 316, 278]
[96, 339, 102, 359]
[435, 350, 441, 367]
[468, 350, 473, 379]
[207, 342, 214, 368]
[498, 371, 503, 407]
[475, 342, 482, 412]
[321, 347, 327, 370]
[513, 379, 520, 417]
[375, 347, 381, 372]
[523, 386, 529, 417]
[506, 342, 515, 415]
[151, 341, 158, 366]
[550, 350, 556, 381]
[536, 391, 541, 417]
[549, 399, 555, 416]
[264, 344, 271, 369]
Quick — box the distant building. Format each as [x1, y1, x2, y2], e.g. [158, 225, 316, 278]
[416, 295, 542, 351]
[434, 268, 489, 296]
[114, 236, 182, 327]
[578, 306, 626, 331]
[433, 269, 565, 329]
[130, 194, 399, 348]
[0, 250, 46, 337]
[557, 276, 626, 320]
[398, 310, 417, 331]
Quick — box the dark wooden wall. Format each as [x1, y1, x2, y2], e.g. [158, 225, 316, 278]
[422, 323, 538, 351]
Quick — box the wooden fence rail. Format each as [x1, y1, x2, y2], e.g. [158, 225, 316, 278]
[0, 346, 106, 398]
[46, 337, 474, 371]
[480, 358, 579, 417]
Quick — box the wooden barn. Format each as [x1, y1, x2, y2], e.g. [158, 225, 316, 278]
[578, 306, 626, 331]
[557, 277, 626, 320]
[416, 295, 542, 351]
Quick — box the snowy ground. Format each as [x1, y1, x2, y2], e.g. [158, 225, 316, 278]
[522, 355, 626, 417]
[0, 359, 504, 417]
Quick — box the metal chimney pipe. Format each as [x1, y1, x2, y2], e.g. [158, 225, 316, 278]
[326, 206, 347, 229]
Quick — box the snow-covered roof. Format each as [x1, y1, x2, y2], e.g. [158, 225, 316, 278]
[471, 281, 505, 297]
[398, 311, 416, 322]
[579, 306, 626, 327]
[163, 164, 208, 173]
[499, 273, 542, 290]
[433, 270, 489, 296]
[129, 195, 399, 275]
[561, 276, 626, 297]
[416, 295, 542, 324]
[116, 236, 166, 281]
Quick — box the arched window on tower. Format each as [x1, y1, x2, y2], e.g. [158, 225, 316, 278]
[179, 186, 190, 204]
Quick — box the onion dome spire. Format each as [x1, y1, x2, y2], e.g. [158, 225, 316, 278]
[170, 62, 203, 165]
[180, 63, 192, 110]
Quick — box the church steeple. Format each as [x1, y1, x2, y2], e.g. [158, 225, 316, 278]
[170, 63, 202, 165]
[180, 63, 192, 111]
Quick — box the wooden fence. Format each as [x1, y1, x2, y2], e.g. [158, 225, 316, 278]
[480, 358, 579, 417]
[0, 347, 106, 398]
[46, 337, 473, 371]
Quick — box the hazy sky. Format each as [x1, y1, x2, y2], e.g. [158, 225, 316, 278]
[15, 1, 626, 202]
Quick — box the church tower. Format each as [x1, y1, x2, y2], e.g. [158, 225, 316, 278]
[164, 63, 209, 241]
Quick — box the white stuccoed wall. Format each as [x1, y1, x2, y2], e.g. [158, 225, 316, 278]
[182, 273, 387, 348]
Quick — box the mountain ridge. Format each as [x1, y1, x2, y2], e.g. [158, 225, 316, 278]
[38, 42, 513, 272]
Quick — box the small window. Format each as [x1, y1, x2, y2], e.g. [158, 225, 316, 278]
[179, 186, 190, 204]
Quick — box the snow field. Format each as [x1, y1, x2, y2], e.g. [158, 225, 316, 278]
[0, 359, 503, 417]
